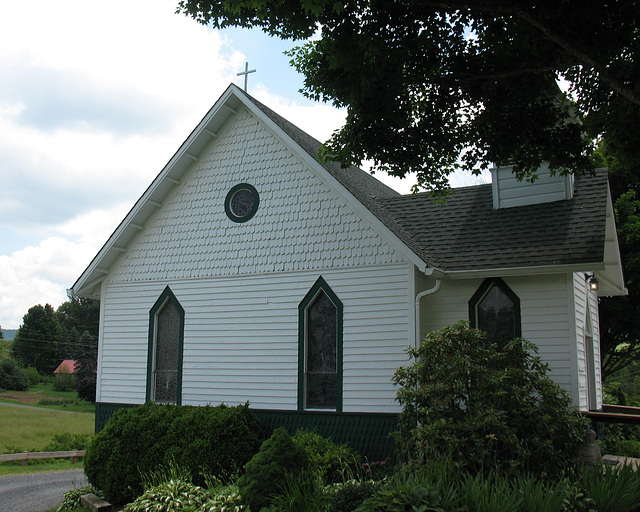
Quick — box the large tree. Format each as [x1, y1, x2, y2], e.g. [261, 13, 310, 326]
[595, 143, 640, 379]
[11, 304, 63, 374]
[56, 294, 99, 359]
[178, 0, 639, 191]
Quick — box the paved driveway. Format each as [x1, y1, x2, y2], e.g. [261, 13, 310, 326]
[0, 468, 87, 512]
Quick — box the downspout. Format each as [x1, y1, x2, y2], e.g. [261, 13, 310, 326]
[414, 279, 442, 348]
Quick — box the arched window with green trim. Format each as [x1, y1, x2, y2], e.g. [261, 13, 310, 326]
[469, 277, 521, 345]
[146, 287, 185, 404]
[298, 277, 343, 411]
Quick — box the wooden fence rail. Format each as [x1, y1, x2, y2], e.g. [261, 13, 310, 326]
[0, 450, 85, 466]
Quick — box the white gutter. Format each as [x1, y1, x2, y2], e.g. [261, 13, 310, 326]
[414, 279, 442, 348]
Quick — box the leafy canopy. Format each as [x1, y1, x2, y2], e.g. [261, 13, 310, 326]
[177, 0, 639, 191]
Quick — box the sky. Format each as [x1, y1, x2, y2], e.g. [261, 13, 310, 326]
[0, 0, 488, 329]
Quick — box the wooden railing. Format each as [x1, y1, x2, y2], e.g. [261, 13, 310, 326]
[0, 449, 85, 466]
[582, 404, 640, 425]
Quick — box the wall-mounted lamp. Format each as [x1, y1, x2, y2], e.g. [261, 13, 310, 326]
[584, 273, 599, 291]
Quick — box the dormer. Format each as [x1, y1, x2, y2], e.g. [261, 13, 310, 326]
[491, 162, 574, 209]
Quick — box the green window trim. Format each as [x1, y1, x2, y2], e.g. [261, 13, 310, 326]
[469, 277, 522, 342]
[146, 286, 185, 405]
[224, 183, 260, 223]
[298, 276, 343, 412]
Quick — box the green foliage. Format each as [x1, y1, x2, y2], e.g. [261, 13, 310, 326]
[595, 141, 640, 378]
[44, 432, 92, 451]
[178, 0, 640, 193]
[515, 475, 571, 512]
[84, 402, 261, 505]
[197, 486, 246, 512]
[124, 478, 210, 512]
[580, 464, 640, 512]
[355, 463, 462, 512]
[24, 366, 41, 386]
[329, 481, 380, 512]
[393, 321, 588, 478]
[53, 367, 76, 391]
[73, 331, 97, 402]
[237, 426, 310, 511]
[0, 357, 29, 391]
[57, 486, 104, 511]
[11, 304, 63, 374]
[56, 295, 99, 339]
[268, 468, 328, 512]
[293, 428, 360, 483]
[460, 471, 521, 512]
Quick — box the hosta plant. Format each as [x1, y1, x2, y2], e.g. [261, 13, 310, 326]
[57, 486, 104, 511]
[197, 488, 247, 512]
[124, 479, 210, 512]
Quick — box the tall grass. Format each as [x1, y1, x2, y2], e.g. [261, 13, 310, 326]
[0, 405, 94, 453]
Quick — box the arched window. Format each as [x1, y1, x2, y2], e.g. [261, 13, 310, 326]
[298, 277, 343, 411]
[146, 287, 185, 404]
[469, 278, 521, 345]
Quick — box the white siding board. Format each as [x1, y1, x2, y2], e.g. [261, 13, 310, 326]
[98, 264, 411, 413]
[419, 274, 579, 405]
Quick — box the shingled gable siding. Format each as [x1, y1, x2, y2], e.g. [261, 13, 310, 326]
[106, 106, 404, 283]
[573, 272, 602, 410]
[95, 106, 412, 411]
[419, 274, 580, 405]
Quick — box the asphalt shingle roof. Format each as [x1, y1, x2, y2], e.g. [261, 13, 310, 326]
[378, 171, 608, 271]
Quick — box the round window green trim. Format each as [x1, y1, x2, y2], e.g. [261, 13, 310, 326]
[224, 183, 260, 223]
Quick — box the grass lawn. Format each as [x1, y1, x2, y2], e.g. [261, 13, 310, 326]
[0, 459, 85, 477]
[0, 382, 95, 477]
[0, 382, 95, 413]
[0, 405, 95, 454]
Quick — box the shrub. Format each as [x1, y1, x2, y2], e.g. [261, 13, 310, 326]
[53, 367, 76, 391]
[0, 357, 29, 391]
[237, 426, 310, 511]
[24, 366, 40, 386]
[84, 402, 261, 505]
[329, 481, 380, 512]
[393, 321, 589, 478]
[44, 432, 92, 451]
[293, 428, 360, 483]
[75, 374, 96, 402]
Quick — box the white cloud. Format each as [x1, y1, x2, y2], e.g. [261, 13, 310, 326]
[0, 203, 132, 328]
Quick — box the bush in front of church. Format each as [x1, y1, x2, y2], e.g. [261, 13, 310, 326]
[393, 321, 590, 479]
[84, 402, 261, 505]
[238, 426, 310, 511]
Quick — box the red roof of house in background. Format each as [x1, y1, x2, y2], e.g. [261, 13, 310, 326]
[54, 360, 76, 374]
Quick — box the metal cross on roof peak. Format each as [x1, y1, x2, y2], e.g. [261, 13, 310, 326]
[237, 62, 256, 92]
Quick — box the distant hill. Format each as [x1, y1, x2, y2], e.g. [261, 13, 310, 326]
[2, 329, 17, 340]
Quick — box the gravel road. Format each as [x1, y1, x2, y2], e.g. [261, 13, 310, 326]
[0, 468, 87, 512]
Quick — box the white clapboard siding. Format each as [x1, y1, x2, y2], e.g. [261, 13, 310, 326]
[573, 272, 602, 410]
[491, 163, 574, 209]
[420, 274, 579, 402]
[106, 106, 405, 284]
[97, 264, 412, 413]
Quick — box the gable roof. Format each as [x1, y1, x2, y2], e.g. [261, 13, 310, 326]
[71, 84, 625, 299]
[54, 360, 76, 374]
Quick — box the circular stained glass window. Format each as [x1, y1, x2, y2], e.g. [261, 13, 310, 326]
[225, 183, 259, 223]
